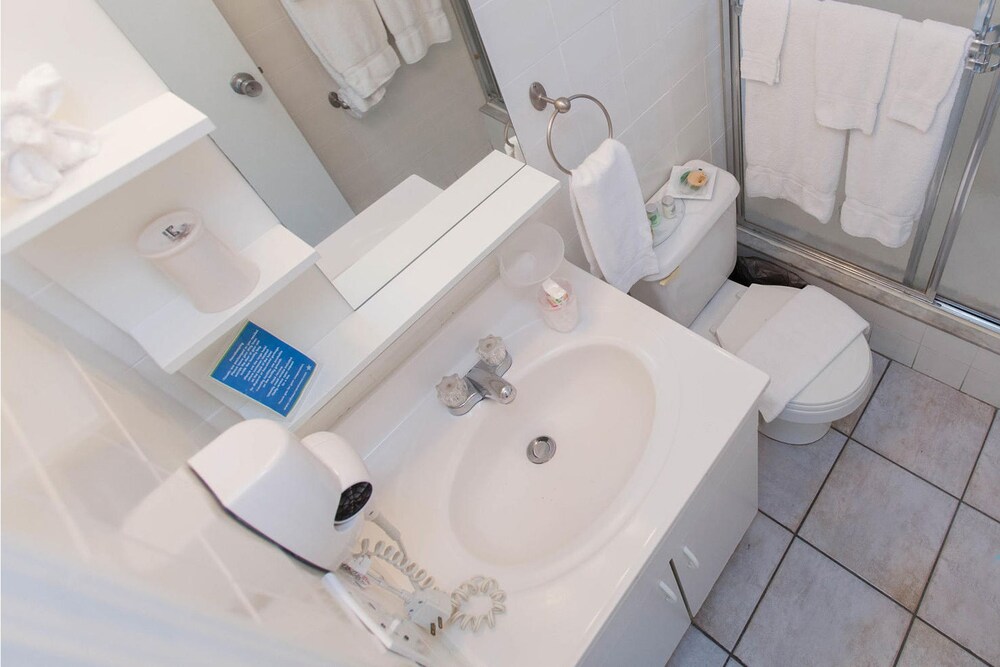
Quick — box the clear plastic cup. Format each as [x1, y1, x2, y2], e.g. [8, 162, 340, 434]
[536, 277, 579, 332]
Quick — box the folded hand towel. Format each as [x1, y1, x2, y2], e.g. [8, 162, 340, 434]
[744, 0, 847, 223]
[280, 0, 400, 117]
[729, 285, 869, 422]
[570, 139, 659, 293]
[886, 20, 973, 132]
[1, 63, 99, 200]
[814, 1, 900, 134]
[375, 0, 452, 64]
[740, 0, 790, 84]
[841, 19, 970, 247]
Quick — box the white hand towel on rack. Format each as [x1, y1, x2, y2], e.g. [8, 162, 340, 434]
[840, 19, 971, 248]
[280, 0, 400, 117]
[744, 0, 847, 223]
[740, 0, 790, 84]
[814, 1, 900, 134]
[728, 285, 869, 422]
[374, 0, 452, 64]
[885, 20, 974, 132]
[570, 139, 659, 293]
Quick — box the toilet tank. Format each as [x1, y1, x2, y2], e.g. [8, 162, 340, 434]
[631, 162, 740, 327]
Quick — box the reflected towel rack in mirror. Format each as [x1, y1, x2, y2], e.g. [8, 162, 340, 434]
[529, 82, 614, 175]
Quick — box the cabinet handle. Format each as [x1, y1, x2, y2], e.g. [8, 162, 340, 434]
[683, 546, 700, 569]
[658, 580, 679, 603]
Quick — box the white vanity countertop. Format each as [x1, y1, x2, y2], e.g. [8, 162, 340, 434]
[333, 260, 768, 667]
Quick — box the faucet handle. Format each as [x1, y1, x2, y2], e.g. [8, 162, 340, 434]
[436, 374, 473, 409]
[476, 335, 508, 367]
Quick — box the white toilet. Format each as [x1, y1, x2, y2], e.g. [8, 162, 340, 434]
[632, 161, 872, 445]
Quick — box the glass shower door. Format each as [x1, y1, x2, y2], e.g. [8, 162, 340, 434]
[931, 71, 1000, 321]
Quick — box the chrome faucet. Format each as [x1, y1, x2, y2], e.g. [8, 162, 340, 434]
[436, 335, 516, 415]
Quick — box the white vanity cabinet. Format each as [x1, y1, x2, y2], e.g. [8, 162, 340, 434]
[579, 411, 758, 666]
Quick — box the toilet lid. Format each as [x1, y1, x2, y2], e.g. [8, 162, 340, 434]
[717, 284, 872, 411]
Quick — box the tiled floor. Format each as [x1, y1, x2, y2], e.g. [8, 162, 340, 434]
[672, 354, 1000, 667]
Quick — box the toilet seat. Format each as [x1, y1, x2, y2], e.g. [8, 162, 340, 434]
[716, 284, 873, 421]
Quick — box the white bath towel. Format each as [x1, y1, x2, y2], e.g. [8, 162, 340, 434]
[744, 0, 847, 223]
[740, 0, 790, 84]
[1, 63, 99, 200]
[570, 139, 659, 293]
[280, 0, 400, 117]
[730, 285, 869, 422]
[814, 1, 900, 134]
[841, 19, 970, 248]
[886, 20, 973, 132]
[375, 0, 452, 64]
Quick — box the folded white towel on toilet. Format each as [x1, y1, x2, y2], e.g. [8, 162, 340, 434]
[885, 20, 974, 132]
[814, 1, 900, 134]
[744, 0, 847, 223]
[729, 285, 869, 422]
[840, 19, 971, 247]
[280, 0, 400, 117]
[740, 0, 790, 84]
[570, 139, 659, 293]
[374, 0, 452, 64]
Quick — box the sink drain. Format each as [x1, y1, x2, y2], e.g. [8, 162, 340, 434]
[527, 436, 557, 464]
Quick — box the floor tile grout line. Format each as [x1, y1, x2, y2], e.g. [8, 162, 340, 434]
[890, 409, 996, 667]
[702, 363, 991, 666]
[727, 433, 853, 662]
[840, 355, 892, 441]
[851, 438, 963, 501]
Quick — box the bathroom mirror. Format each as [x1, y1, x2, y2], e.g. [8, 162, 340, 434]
[95, 0, 518, 295]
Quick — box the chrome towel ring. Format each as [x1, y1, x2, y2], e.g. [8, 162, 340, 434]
[529, 82, 614, 175]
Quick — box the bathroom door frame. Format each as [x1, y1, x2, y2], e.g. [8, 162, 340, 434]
[720, 0, 1000, 347]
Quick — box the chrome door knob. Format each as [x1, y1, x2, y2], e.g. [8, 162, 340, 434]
[230, 72, 263, 97]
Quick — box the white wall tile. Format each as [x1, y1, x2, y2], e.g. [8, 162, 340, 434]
[971, 347, 1000, 375]
[961, 368, 1000, 409]
[670, 62, 709, 131]
[623, 40, 671, 119]
[676, 107, 712, 162]
[548, 0, 618, 40]
[919, 327, 980, 365]
[912, 345, 971, 390]
[475, 0, 557, 85]
[612, 0, 666, 65]
[560, 10, 622, 91]
[869, 324, 920, 366]
[1, 254, 52, 297]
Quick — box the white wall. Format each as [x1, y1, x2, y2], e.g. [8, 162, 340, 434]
[472, 0, 727, 264]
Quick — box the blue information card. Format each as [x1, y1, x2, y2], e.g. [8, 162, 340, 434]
[211, 321, 315, 417]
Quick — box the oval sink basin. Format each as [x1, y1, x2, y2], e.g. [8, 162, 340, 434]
[448, 343, 655, 569]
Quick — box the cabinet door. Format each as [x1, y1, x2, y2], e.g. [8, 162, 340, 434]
[670, 411, 758, 614]
[579, 555, 690, 667]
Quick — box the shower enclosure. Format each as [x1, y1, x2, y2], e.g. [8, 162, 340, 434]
[721, 0, 1000, 342]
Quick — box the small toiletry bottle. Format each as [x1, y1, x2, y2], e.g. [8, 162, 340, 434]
[538, 278, 579, 332]
[646, 202, 662, 241]
[661, 195, 677, 219]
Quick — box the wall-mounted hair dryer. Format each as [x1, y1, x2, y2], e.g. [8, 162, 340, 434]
[188, 419, 372, 570]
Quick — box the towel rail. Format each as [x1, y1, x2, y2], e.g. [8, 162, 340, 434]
[730, 0, 999, 73]
[529, 82, 613, 175]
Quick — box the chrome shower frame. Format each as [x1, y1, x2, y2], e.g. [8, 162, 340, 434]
[721, 0, 1000, 350]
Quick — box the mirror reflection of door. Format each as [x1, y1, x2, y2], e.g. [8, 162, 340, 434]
[96, 0, 507, 247]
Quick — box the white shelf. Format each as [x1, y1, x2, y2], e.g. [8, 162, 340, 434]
[237, 161, 560, 429]
[130, 225, 318, 373]
[1, 92, 214, 253]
